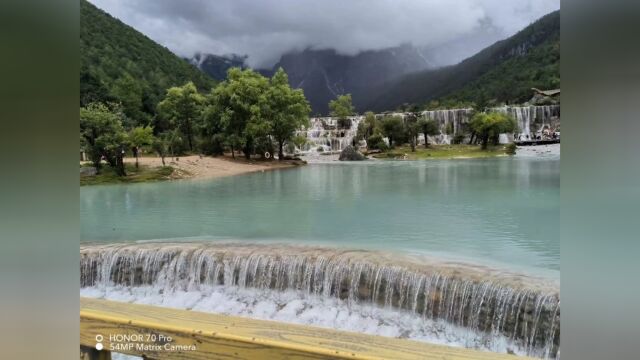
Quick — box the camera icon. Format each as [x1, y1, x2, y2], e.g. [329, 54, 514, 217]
[95, 334, 104, 350]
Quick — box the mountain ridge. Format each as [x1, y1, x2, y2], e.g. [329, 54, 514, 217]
[83, 0, 558, 117]
[366, 10, 560, 111]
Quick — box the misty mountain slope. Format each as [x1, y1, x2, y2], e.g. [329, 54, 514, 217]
[272, 45, 433, 114]
[80, 0, 215, 111]
[367, 10, 559, 111]
[189, 53, 248, 80]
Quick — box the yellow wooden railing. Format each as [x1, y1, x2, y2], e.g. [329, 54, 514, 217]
[80, 297, 530, 360]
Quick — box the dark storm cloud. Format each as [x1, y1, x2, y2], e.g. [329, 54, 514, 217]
[90, 0, 559, 67]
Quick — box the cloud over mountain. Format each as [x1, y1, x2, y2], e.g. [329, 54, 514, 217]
[89, 0, 559, 67]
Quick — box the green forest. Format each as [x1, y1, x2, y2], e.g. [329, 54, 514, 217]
[81, 68, 311, 176]
[80, 0, 215, 124]
[80, 0, 312, 178]
[435, 17, 559, 108]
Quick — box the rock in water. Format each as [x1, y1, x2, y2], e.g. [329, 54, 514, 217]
[339, 146, 366, 161]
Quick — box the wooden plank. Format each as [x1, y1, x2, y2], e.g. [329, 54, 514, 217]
[81, 297, 530, 360]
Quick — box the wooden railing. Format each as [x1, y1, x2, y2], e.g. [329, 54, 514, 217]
[80, 297, 530, 360]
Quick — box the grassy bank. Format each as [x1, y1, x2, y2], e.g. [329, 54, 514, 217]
[370, 144, 509, 160]
[80, 164, 178, 186]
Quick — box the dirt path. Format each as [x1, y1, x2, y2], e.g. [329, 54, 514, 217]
[125, 155, 304, 180]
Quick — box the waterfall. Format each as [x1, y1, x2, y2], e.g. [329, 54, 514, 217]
[421, 109, 474, 144]
[419, 106, 560, 143]
[493, 105, 560, 140]
[295, 106, 559, 148]
[298, 116, 363, 154]
[81, 243, 559, 358]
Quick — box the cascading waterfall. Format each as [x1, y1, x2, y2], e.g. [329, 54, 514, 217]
[417, 105, 560, 143]
[81, 243, 560, 358]
[298, 116, 363, 154]
[493, 105, 560, 140]
[296, 106, 560, 148]
[420, 108, 474, 144]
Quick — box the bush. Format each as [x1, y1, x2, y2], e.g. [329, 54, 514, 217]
[505, 142, 517, 155]
[367, 134, 388, 151]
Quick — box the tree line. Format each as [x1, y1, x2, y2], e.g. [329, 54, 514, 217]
[80, 66, 517, 177]
[80, 68, 310, 176]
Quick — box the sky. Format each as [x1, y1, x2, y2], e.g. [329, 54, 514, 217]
[89, 0, 560, 68]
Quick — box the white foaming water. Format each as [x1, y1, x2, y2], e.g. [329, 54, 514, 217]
[83, 284, 538, 358]
[81, 243, 560, 357]
[298, 116, 363, 154]
[80, 242, 560, 358]
[294, 106, 560, 152]
[515, 144, 560, 159]
[493, 105, 560, 139]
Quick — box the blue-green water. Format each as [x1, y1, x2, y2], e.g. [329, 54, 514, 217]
[80, 158, 559, 274]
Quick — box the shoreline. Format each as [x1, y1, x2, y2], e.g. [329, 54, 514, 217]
[126, 155, 305, 180]
[514, 143, 560, 158]
[368, 144, 509, 161]
[301, 143, 559, 162]
[81, 155, 306, 185]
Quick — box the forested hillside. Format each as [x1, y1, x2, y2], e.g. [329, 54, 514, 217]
[368, 11, 560, 111]
[80, 0, 215, 124]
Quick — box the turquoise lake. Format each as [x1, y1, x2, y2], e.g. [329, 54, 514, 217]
[80, 158, 559, 275]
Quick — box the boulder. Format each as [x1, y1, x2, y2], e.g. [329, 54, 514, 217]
[339, 146, 366, 161]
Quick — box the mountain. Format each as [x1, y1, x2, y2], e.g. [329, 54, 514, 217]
[189, 53, 248, 80]
[80, 0, 215, 119]
[367, 10, 560, 111]
[271, 44, 434, 115]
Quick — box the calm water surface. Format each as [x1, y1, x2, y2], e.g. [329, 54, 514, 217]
[81, 158, 559, 275]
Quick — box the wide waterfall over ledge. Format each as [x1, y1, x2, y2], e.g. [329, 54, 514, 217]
[297, 105, 560, 154]
[81, 242, 560, 358]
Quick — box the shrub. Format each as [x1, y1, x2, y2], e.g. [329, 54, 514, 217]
[505, 142, 517, 155]
[367, 134, 388, 151]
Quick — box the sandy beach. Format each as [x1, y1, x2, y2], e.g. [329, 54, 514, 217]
[124, 155, 304, 180]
